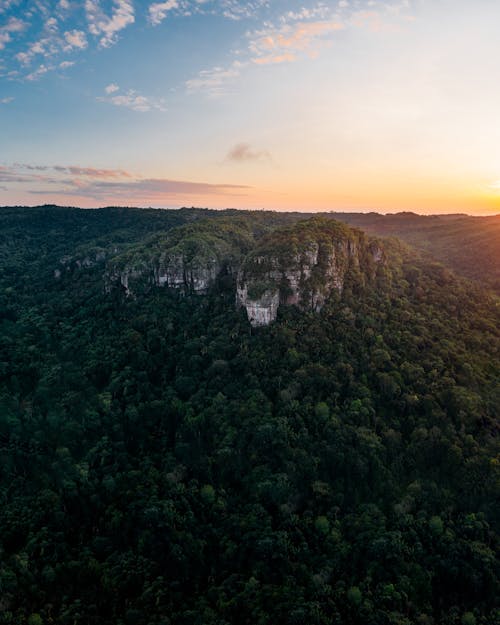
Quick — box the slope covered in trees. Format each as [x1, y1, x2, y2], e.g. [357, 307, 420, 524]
[330, 212, 500, 295]
[0, 206, 498, 625]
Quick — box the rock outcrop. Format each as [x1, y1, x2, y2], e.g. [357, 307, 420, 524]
[107, 246, 227, 296]
[102, 216, 385, 327]
[105, 219, 254, 296]
[236, 218, 385, 326]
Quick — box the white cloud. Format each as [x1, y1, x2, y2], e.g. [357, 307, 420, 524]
[98, 87, 166, 112]
[26, 63, 51, 81]
[248, 19, 345, 65]
[16, 35, 61, 65]
[59, 60, 75, 68]
[45, 16, 58, 32]
[0, 16, 27, 51]
[15, 19, 83, 69]
[219, 0, 268, 21]
[64, 29, 87, 49]
[0, 96, 14, 104]
[85, 0, 135, 48]
[149, 0, 179, 26]
[16, 51, 31, 64]
[280, 5, 332, 23]
[186, 62, 242, 97]
[105, 82, 120, 94]
[0, 0, 19, 13]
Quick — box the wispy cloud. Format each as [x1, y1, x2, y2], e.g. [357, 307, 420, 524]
[15, 18, 87, 74]
[279, 6, 333, 23]
[0, 0, 20, 13]
[26, 63, 51, 81]
[186, 62, 242, 97]
[15, 164, 132, 178]
[0, 165, 57, 183]
[146, 0, 269, 23]
[85, 0, 134, 48]
[0, 96, 14, 104]
[185, 1, 416, 97]
[98, 85, 166, 112]
[226, 143, 270, 163]
[30, 177, 251, 201]
[5, 0, 132, 80]
[105, 82, 120, 94]
[185, 5, 347, 96]
[248, 19, 345, 65]
[218, 0, 268, 21]
[149, 0, 179, 26]
[0, 162, 250, 203]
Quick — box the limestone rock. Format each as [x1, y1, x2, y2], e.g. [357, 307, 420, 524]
[236, 218, 385, 326]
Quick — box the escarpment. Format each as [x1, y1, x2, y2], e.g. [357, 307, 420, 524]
[236, 218, 385, 326]
[105, 219, 255, 295]
[102, 216, 385, 326]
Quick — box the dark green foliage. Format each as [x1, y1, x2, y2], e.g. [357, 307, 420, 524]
[0, 206, 498, 625]
[329, 211, 500, 295]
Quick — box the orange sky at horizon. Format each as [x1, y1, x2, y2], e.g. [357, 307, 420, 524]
[3, 1, 500, 217]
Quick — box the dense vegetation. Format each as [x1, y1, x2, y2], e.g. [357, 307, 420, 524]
[331, 212, 500, 295]
[0, 206, 498, 625]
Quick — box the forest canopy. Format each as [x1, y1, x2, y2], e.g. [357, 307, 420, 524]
[0, 206, 498, 625]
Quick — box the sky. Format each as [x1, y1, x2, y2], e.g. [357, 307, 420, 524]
[1, 0, 500, 214]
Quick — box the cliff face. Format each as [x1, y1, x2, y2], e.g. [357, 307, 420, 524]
[110, 251, 223, 296]
[103, 216, 385, 326]
[104, 219, 253, 296]
[236, 218, 385, 326]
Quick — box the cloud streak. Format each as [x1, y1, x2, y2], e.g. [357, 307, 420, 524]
[30, 177, 251, 200]
[186, 1, 415, 96]
[0, 163, 250, 203]
[186, 62, 242, 97]
[248, 20, 345, 65]
[98, 85, 166, 112]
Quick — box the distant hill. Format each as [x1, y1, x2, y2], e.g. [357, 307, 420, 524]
[3, 205, 498, 295]
[330, 212, 500, 295]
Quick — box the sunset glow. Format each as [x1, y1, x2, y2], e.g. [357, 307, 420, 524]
[1, 0, 500, 214]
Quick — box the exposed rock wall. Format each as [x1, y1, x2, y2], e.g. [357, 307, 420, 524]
[236, 284, 280, 327]
[108, 254, 224, 296]
[236, 219, 385, 326]
[101, 216, 385, 326]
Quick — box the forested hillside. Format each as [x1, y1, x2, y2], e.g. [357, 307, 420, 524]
[331, 212, 500, 295]
[0, 207, 498, 625]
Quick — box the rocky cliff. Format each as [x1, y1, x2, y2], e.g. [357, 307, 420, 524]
[105, 219, 255, 295]
[103, 216, 385, 326]
[236, 218, 385, 326]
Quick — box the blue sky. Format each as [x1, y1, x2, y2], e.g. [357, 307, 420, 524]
[1, 0, 500, 213]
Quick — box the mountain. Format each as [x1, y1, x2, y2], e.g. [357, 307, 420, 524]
[0, 206, 498, 625]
